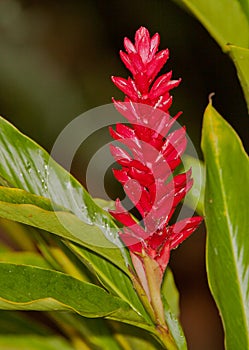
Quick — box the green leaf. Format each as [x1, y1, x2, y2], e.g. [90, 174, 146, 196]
[0, 251, 52, 269]
[49, 312, 123, 350]
[0, 242, 9, 253]
[161, 270, 187, 350]
[237, 0, 249, 22]
[172, 0, 249, 50]
[182, 155, 205, 216]
[94, 198, 115, 211]
[172, 1, 249, 110]
[227, 45, 249, 112]
[69, 243, 152, 325]
[0, 335, 74, 350]
[201, 103, 249, 349]
[0, 116, 130, 271]
[0, 217, 37, 251]
[163, 298, 187, 350]
[0, 187, 153, 331]
[161, 268, 180, 318]
[111, 322, 164, 350]
[0, 186, 128, 273]
[0, 263, 148, 328]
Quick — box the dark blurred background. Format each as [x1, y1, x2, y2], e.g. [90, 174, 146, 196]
[0, 0, 248, 349]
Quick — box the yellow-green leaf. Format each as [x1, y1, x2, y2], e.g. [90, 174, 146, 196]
[0, 116, 130, 272]
[0, 263, 148, 329]
[201, 102, 249, 349]
[0, 335, 74, 350]
[0, 187, 127, 273]
[0, 251, 52, 269]
[182, 155, 205, 216]
[227, 45, 249, 111]
[172, 0, 249, 49]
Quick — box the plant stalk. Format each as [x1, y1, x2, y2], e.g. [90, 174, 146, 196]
[142, 254, 178, 350]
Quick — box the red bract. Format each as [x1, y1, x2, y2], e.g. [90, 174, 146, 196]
[109, 27, 202, 286]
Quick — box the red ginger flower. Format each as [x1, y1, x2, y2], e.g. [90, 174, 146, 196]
[109, 27, 202, 287]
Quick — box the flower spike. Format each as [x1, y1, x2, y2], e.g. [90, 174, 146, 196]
[110, 26, 202, 296]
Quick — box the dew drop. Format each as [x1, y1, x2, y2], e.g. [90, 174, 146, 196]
[66, 181, 72, 190]
[80, 203, 86, 211]
[41, 178, 48, 192]
[44, 164, 50, 176]
[91, 211, 96, 221]
[25, 161, 32, 173]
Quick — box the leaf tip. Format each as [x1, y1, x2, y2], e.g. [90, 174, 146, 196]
[208, 92, 215, 105]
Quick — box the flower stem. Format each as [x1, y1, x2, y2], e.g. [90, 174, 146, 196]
[142, 254, 165, 326]
[142, 254, 178, 350]
[157, 327, 178, 350]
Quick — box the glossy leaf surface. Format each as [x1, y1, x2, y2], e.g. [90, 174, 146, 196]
[202, 103, 249, 349]
[69, 243, 152, 324]
[0, 186, 128, 273]
[0, 263, 147, 327]
[0, 175, 150, 328]
[0, 116, 129, 271]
